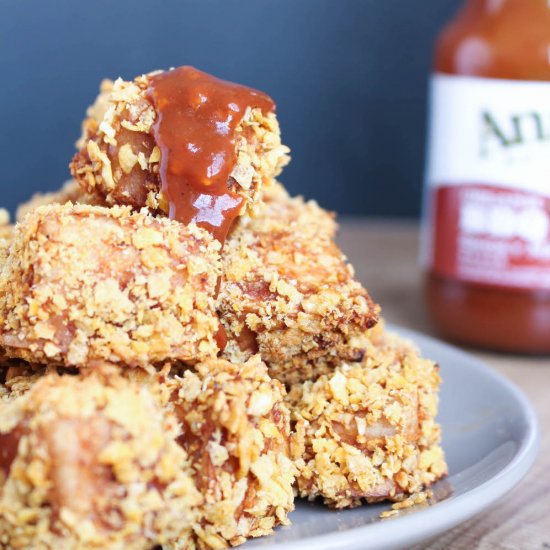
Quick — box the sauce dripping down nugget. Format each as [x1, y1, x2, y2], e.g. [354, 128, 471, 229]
[147, 66, 275, 242]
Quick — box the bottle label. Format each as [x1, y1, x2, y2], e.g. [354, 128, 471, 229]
[423, 74, 550, 289]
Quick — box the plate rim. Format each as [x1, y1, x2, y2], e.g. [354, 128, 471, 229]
[259, 325, 540, 550]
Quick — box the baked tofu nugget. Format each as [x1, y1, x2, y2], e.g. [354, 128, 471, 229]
[288, 325, 447, 509]
[0, 203, 222, 367]
[16, 179, 97, 222]
[219, 183, 380, 385]
[0, 357, 296, 548]
[0, 371, 201, 550]
[71, 70, 290, 216]
[168, 356, 296, 548]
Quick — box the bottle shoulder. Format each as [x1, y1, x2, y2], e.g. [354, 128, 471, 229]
[435, 12, 550, 79]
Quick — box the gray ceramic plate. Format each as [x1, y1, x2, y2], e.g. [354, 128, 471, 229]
[247, 325, 540, 550]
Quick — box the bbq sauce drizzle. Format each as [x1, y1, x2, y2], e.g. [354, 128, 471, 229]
[147, 66, 275, 243]
[147, 66, 275, 352]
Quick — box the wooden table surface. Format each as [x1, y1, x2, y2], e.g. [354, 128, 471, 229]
[338, 220, 549, 550]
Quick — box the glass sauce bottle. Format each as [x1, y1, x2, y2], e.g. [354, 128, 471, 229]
[422, 0, 550, 353]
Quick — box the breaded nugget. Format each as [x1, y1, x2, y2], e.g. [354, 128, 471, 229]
[0, 370, 200, 550]
[71, 71, 290, 216]
[219, 182, 380, 385]
[288, 325, 447, 509]
[168, 356, 295, 548]
[16, 179, 97, 222]
[0, 356, 295, 548]
[0, 203, 222, 367]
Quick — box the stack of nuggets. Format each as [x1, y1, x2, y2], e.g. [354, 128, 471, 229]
[0, 66, 447, 549]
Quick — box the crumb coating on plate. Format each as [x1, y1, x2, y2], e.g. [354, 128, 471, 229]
[0, 203, 222, 368]
[0, 370, 200, 550]
[167, 356, 296, 548]
[219, 182, 380, 385]
[288, 325, 447, 509]
[70, 73, 290, 216]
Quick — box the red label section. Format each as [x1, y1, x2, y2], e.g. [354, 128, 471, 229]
[431, 184, 550, 289]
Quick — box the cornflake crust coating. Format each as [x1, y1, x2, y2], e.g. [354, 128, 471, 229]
[75, 79, 115, 150]
[0, 208, 13, 247]
[288, 325, 447, 509]
[70, 72, 290, 215]
[167, 355, 296, 549]
[0, 370, 201, 550]
[16, 179, 98, 222]
[0, 203, 222, 368]
[219, 182, 380, 385]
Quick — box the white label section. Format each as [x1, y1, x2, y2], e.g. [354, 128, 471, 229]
[426, 74, 550, 198]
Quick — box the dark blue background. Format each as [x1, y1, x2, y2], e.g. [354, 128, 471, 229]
[0, 0, 460, 217]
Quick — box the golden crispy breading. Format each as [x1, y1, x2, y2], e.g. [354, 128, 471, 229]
[0, 357, 296, 549]
[70, 72, 290, 215]
[0, 208, 13, 248]
[0, 243, 8, 270]
[15, 179, 98, 222]
[167, 356, 296, 549]
[219, 182, 380, 385]
[0, 212, 15, 306]
[0, 371, 201, 550]
[0, 203, 222, 368]
[75, 79, 115, 150]
[0, 209, 10, 227]
[288, 325, 447, 509]
[0, 209, 11, 234]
